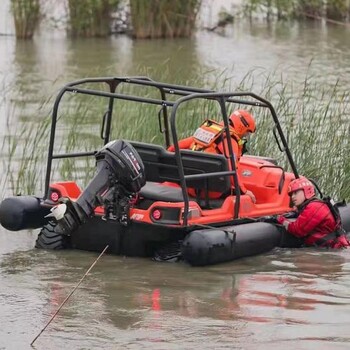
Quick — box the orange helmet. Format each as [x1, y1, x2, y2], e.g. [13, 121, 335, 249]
[229, 110, 256, 137]
[287, 177, 315, 200]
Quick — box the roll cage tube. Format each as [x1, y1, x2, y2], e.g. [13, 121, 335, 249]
[44, 80, 118, 198]
[252, 93, 299, 178]
[44, 77, 299, 207]
[170, 92, 299, 224]
[217, 96, 241, 219]
[44, 77, 218, 197]
[170, 93, 242, 223]
[215, 92, 299, 179]
[64, 76, 172, 144]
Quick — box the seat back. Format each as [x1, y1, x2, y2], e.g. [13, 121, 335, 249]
[130, 141, 231, 193]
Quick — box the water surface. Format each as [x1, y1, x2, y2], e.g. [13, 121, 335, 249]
[1, 11, 350, 350]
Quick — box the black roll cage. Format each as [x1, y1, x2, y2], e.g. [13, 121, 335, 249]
[45, 76, 299, 223]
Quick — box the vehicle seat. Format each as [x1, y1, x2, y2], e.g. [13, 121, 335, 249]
[139, 182, 225, 209]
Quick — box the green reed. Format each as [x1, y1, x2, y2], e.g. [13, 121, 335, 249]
[2, 69, 349, 201]
[129, 0, 201, 39]
[326, 0, 350, 20]
[3, 105, 51, 196]
[67, 0, 120, 37]
[244, 71, 350, 200]
[10, 0, 41, 39]
[243, 0, 350, 21]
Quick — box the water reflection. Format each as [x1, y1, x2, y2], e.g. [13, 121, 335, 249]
[196, 21, 350, 88]
[130, 37, 202, 83]
[0, 233, 350, 349]
[218, 250, 349, 328]
[2, 18, 350, 95]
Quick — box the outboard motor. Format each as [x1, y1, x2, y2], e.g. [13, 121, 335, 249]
[48, 139, 146, 235]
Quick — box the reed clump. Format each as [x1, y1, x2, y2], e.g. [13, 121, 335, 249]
[129, 0, 201, 39]
[10, 0, 41, 39]
[244, 0, 350, 22]
[326, 0, 350, 21]
[242, 70, 350, 201]
[67, 0, 120, 37]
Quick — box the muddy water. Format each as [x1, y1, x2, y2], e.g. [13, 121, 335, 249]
[1, 5, 350, 349]
[1, 228, 350, 349]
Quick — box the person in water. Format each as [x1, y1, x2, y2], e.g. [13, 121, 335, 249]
[168, 110, 257, 203]
[277, 177, 349, 248]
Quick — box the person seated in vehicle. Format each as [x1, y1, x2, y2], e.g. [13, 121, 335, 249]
[277, 177, 349, 248]
[168, 110, 257, 203]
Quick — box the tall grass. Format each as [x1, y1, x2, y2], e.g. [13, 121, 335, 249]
[240, 70, 350, 200]
[2, 104, 51, 197]
[10, 0, 41, 39]
[67, 0, 120, 37]
[1, 69, 349, 201]
[243, 0, 350, 22]
[326, 0, 350, 21]
[129, 0, 201, 39]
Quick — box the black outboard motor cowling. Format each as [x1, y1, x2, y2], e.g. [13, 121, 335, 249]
[97, 139, 146, 194]
[76, 139, 146, 216]
[49, 140, 146, 234]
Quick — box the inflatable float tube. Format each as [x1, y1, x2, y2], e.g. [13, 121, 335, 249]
[0, 195, 50, 231]
[182, 203, 350, 266]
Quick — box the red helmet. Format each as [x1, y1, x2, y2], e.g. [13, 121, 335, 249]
[287, 177, 315, 200]
[229, 110, 256, 137]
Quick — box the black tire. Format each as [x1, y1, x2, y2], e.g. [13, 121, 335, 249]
[35, 221, 70, 250]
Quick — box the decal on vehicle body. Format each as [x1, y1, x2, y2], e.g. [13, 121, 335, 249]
[131, 213, 144, 220]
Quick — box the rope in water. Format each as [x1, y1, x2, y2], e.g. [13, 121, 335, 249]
[31, 245, 109, 347]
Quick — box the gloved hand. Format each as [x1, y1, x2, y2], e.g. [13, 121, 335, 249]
[277, 215, 290, 229]
[259, 215, 278, 223]
[276, 215, 286, 224]
[283, 211, 298, 219]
